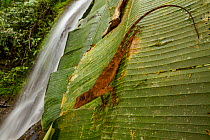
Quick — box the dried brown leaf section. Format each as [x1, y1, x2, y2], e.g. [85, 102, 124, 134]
[102, 0, 128, 37]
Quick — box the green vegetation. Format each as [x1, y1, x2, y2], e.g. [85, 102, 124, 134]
[0, 0, 71, 96]
[42, 0, 210, 139]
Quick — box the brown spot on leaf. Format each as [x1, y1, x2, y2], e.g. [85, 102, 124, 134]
[90, 44, 96, 47]
[205, 129, 210, 135]
[129, 36, 140, 55]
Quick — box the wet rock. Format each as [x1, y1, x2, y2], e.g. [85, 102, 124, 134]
[18, 121, 46, 140]
[0, 95, 17, 125]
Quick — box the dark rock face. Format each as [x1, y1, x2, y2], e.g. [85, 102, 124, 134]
[18, 121, 46, 140]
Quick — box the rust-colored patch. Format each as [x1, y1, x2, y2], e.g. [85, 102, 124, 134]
[194, 45, 200, 48]
[74, 30, 139, 109]
[90, 44, 96, 47]
[86, 45, 96, 53]
[129, 36, 140, 55]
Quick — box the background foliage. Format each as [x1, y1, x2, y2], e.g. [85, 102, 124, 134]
[0, 0, 71, 96]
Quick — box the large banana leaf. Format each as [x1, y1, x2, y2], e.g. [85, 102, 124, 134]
[43, 0, 210, 139]
[42, 0, 110, 130]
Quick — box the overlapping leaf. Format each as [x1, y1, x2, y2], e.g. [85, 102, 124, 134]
[42, 0, 110, 130]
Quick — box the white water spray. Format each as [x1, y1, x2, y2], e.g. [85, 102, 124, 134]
[0, 0, 92, 139]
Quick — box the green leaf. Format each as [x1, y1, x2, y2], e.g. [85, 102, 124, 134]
[51, 108, 102, 140]
[43, 124, 55, 140]
[42, 0, 110, 130]
[58, 3, 110, 70]
[44, 0, 210, 139]
[42, 68, 74, 130]
[60, 0, 129, 112]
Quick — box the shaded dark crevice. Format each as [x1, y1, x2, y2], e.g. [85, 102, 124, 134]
[0, 104, 11, 108]
[81, 0, 95, 19]
[63, 47, 83, 56]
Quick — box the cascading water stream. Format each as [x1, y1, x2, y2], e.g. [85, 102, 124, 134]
[0, 0, 92, 139]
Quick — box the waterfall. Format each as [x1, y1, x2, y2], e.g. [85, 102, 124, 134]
[0, 0, 92, 139]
